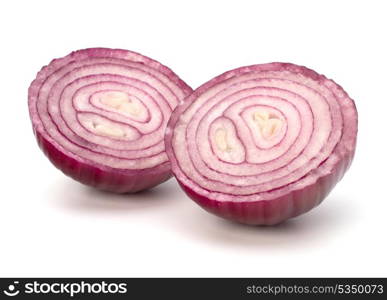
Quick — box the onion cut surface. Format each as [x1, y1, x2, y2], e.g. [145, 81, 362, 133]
[166, 63, 357, 225]
[29, 48, 192, 193]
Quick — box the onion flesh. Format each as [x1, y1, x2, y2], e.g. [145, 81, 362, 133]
[166, 63, 357, 225]
[29, 48, 192, 193]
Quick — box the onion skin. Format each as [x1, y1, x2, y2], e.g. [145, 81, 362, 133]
[177, 151, 353, 225]
[29, 48, 192, 193]
[35, 131, 171, 193]
[166, 63, 357, 225]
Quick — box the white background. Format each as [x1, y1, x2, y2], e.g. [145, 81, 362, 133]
[0, 0, 386, 277]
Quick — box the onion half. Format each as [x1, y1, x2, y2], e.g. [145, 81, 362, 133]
[166, 63, 357, 225]
[29, 48, 192, 193]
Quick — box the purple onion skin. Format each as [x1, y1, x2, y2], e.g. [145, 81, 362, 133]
[35, 131, 171, 193]
[166, 63, 358, 225]
[29, 48, 192, 193]
[177, 150, 354, 225]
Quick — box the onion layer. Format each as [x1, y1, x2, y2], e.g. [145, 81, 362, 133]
[29, 48, 192, 193]
[166, 63, 357, 225]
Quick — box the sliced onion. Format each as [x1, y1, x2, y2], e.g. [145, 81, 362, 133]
[29, 48, 192, 193]
[166, 63, 357, 225]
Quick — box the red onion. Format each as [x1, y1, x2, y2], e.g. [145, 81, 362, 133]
[166, 63, 357, 225]
[29, 48, 192, 193]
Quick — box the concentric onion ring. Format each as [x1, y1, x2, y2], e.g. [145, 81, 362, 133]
[166, 63, 357, 225]
[29, 48, 192, 193]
